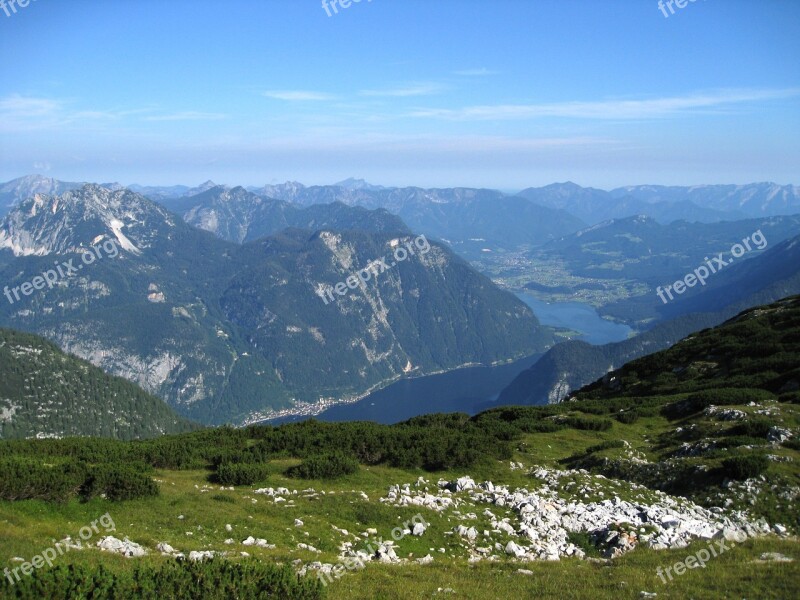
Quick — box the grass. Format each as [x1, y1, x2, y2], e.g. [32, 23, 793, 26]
[1, 399, 798, 599]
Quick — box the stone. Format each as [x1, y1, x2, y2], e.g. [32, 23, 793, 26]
[97, 536, 147, 558]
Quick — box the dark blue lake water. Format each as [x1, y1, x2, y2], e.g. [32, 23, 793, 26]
[269, 296, 631, 425]
[514, 292, 632, 345]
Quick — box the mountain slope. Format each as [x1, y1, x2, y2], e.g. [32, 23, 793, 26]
[1, 296, 796, 599]
[573, 294, 800, 402]
[0, 327, 197, 440]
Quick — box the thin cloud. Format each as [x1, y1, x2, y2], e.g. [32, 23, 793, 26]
[143, 111, 228, 122]
[262, 90, 336, 101]
[410, 88, 800, 121]
[360, 83, 444, 97]
[452, 68, 498, 76]
[0, 95, 62, 118]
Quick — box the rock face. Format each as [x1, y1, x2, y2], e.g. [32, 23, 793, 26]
[97, 536, 147, 558]
[382, 469, 770, 562]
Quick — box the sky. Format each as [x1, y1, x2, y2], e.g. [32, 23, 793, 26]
[1, 0, 799, 190]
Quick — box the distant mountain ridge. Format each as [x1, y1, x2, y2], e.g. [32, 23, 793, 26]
[610, 182, 800, 217]
[3, 176, 798, 228]
[166, 184, 586, 251]
[519, 181, 799, 222]
[161, 185, 409, 244]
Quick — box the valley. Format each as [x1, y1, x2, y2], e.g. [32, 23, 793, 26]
[1, 2, 798, 597]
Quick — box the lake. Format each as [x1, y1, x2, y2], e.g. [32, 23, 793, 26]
[269, 296, 631, 425]
[269, 353, 541, 425]
[514, 292, 632, 345]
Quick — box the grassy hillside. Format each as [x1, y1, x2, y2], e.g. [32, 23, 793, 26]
[0, 328, 198, 441]
[0, 298, 798, 598]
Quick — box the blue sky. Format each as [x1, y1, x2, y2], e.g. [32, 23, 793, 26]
[1, 0, 798, 189]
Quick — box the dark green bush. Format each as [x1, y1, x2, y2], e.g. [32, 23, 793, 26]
[0, 459, 85, 502]
[662, 389, 775, 419]
[287, 452, 359, 480]
[782, 438, 800, 451]
[216, 463, 271, 486]
[615, 411, 639, 424]
[0, 559, 324, 599]
[563, 415, 613, 431]
[722, 455, 770, 480]
[778, 391, 800, 404]
[520, 420, 565, 434]
[721, 436, 769, 448]
[82, 465, 160, 502]
[585, 440, 626, 454]
[727, 419, 778, 439]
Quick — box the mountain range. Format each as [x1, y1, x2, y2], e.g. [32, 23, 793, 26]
[4, 177, 799, 231]
[0, 184, 552, 425]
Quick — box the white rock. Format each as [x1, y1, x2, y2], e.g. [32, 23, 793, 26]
[505, 541, 526, 557]
[156, 542, 176, 555]
[97, 536, 147, 558]
[188, 550, 216, 562]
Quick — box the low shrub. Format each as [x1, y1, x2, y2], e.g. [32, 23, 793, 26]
[722, 455, 770, 480]
[82, 465, 160, 502]
[216, 463, 271, 486]
[0, 559, 325, 599]
[585, 440, 626, 454]
[615, 411, 639, 424]
[0, 459, 85, 502]
[563, 415, 613, 431]
[782, 438, 800, 451]
[720, 436, 769, 448]
[287, 452, 359, 480]
[662, 389, 775, 419]
[727, 419, 778, 440]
